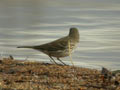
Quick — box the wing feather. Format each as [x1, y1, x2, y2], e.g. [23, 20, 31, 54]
[33, 36, 69, 51]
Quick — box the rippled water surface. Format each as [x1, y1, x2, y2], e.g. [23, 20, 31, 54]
[0, 0, 120, 70]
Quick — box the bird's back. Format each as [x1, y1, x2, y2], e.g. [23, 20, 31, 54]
[33, 36, 69, 51]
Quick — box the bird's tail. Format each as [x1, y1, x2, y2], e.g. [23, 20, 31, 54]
[17, 46, 34, 48]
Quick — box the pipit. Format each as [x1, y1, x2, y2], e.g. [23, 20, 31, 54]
[17, 28, 79, 65]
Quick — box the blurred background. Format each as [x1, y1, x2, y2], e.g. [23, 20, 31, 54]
[0, 0, 120, 70]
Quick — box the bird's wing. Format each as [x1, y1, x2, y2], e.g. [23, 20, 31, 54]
[33, 36, 69, 51]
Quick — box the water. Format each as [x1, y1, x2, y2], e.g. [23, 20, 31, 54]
[0, 0, 120, 70]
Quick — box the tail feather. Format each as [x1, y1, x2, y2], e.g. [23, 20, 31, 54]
[17, 46, 34, 48]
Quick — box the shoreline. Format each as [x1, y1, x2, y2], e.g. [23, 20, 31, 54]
[7, 57, 119, 71]
[0, 57, 120, 90]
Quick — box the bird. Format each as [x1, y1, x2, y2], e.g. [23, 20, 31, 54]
[17, 28, 79, 65]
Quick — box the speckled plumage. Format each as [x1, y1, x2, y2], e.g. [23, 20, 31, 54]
[17, 28, 79, 65]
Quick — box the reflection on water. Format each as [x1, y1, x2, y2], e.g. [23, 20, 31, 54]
[0, 0, 120, 70]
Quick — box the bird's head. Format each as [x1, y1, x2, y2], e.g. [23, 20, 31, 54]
[69, 27, 79, 42]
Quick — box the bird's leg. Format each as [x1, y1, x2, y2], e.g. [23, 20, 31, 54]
[49, 56, 58, 64]
[57, 57, 66, 65]
[49, 58, 54, 63]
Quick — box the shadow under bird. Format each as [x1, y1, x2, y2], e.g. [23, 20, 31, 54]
[17, 28, 79, 65]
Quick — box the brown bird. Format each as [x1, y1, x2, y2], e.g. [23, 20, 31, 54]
[17, 28, 79, 65]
